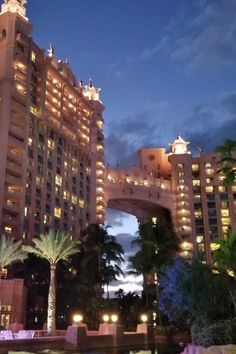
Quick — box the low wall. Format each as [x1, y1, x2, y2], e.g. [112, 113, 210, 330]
[0, 324, 155, 353]
[65, 323, 154, 350]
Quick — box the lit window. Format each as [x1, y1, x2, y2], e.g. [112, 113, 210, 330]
[177, 163, 184, 168]
[55, 175, 62, 186]
[4, 226, 12, 233]
[196, 235, 204, 243]
[97, 119, 103, 129]
[193, 179, 200, 186]
[219, 185, 226, 192]
[194, 210, 202, 218]
[222, 226, 229, 234]
[221, 209, 229, 217]
[47, 139, 55, 149]
[232, 185, 236, 192]
[152, 217, 157, 224]
[79, 199, 84, 208]
[211, 243, 220, 251]
[54, 207, 61, 218]
[205, 186, 213, 193]
[221, 217, 230, 225]
[31, 51, 36, 63]
[192, 164, 199, 171]
[71, 195, 77, 204]
[221, 201, 228, 208]
[24, 207, 28, 217]
[63, 190, 69, 200]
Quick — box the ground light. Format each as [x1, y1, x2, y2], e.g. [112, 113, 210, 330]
[73, 313, 83, 325]
[140, 314, 148, 323]
[102, 314, 110, 323]
[111, 314, 118, 323]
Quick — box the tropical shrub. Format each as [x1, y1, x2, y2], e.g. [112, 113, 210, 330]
[191, 319, 236, 346]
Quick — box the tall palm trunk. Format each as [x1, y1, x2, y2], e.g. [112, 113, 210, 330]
[0, 268, 2, 322]
[155, 270, 162, 326]
[47, 263, 56, 335]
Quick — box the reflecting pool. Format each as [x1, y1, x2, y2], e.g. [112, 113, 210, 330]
[9, 345, 183, 354]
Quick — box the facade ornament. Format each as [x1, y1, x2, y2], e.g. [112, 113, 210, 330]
[169, 134, 190, 155]
[47, 43, 54, 58]
[1, 0, 27, 19]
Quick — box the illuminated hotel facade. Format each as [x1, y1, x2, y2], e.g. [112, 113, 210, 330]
[0, 0, 105, 242]
[106, 136, 236, 263]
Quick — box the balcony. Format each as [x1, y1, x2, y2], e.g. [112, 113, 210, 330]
[3, 199, 20, 213]
[5, 187, 22, 200]
[6, 160, 22, 176]
[2, 214, 19, 227]
[9, 123, 25, 141]
[5, 173, 23, 186]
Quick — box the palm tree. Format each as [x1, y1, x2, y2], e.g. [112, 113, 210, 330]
[81, 224, 124, 295]
[0, 234, 27, 322]
[0, 234, 28, 277]
[215, 139, 236, 188]
[213, 230, 236, 312]
[102, 233, 124, 298]
[25, 230, 80, 335]
[129, 220, 180, 323]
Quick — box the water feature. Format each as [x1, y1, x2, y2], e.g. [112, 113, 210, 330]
[8, 345, 183, 354]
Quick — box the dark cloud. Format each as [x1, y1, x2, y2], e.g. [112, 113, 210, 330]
[105, 109, 165, 167]
[220, 91, 236, 114]
[115, 233, 137, 253]
[171, 0, 236, 73]
[185, 118, 236, 153]
[105, 209, 131, 228]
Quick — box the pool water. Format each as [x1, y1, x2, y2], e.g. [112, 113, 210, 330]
[9, 345, 182, 354]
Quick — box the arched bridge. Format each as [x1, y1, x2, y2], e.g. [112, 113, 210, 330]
[104, 167, 176, 222]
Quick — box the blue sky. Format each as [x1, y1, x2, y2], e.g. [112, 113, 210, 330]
[27, 0, 236, 293]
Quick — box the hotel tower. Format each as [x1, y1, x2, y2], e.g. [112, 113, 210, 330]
[0, 0, 106, 241]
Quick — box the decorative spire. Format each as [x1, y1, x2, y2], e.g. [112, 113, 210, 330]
[82, 79, 101, 102]
[169, 135, 190, 155]
[1, 0, 28, 19]
[47, 43, 54, 58]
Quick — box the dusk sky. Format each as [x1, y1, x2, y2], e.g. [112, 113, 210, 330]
[27, 0, 236, 293]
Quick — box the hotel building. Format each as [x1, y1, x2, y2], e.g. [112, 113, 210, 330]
[106, 136, 236, 263]
[0, 0, 106, 242]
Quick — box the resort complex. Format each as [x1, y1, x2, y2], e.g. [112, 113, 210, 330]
[0, 1, 236, 353]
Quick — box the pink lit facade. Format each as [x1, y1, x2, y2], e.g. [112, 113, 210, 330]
[106, 136, 236, 263]
[0, 0, 105, 241]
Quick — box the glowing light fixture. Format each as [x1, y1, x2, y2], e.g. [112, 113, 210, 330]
[111, 314, 118, 323]
[140, 314, 148, 323]
[73, 314, 83, 325]
[103, 314, 109, 323]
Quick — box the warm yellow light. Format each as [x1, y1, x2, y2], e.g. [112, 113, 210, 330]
[103, 314, 109, 323]
[111, 314, 118, 323]
[140, 314, 148, 323]
[73, 314, 83, 324]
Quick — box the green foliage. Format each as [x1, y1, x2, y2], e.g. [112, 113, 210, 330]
[114, 290, 143, 331]
[80, 224, 124, 288]
[130, 221, 180, 276]
[213, 230, 236, 277]
[191, 319, 236, 346]
[0, 234, 27, 271]
[215, 139, 236, 188]
[25, 229, 80, 265]
[160, 257, 232, 326]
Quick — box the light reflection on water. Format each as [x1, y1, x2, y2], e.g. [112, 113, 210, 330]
[8, 347, 182, 354]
